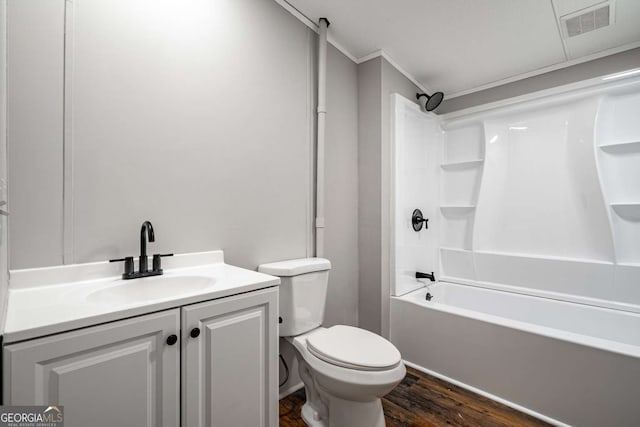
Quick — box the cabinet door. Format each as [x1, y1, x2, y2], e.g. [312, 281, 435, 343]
[3, 309, 180, 427]
[182, 287, 278, 427]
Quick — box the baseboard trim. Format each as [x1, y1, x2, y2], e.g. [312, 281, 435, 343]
[402, 360, 568, 427]
[279, 382, 304, 400]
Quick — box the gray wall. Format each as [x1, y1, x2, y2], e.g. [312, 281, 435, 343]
[7, 0, 64, 268]
[439, 47, 640, 113]
[357, 57, 419, 336]
[357, 57, 382, 334]
[67, 0, 310, 270]
[324, 45, 359, 329]
[7, 0, 357, 283]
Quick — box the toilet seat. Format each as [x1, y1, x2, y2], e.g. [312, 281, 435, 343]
[306, 325, 401, 371]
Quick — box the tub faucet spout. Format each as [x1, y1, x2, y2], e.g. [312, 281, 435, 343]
[416, 271, 436, 282]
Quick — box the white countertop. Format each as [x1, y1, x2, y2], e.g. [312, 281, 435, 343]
[3, 251, 279, 343]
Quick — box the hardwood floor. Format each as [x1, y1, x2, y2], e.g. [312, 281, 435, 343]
[279, 366, 551, 427]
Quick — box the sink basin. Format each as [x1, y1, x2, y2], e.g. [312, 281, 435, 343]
[88, 275, 215, 303]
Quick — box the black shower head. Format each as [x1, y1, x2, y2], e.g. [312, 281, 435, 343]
[416, 92, 444, 112]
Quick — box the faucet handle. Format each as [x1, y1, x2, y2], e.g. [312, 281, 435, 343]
[110, 256, 135, 277]
[152, 253, 174, 272]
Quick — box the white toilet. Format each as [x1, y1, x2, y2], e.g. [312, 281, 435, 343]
[258, 258, 405, 427]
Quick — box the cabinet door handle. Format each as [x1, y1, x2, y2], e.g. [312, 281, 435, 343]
[190, 327, 201, 338]
[166, 334, 178, 346]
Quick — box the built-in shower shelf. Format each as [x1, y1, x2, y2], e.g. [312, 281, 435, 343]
[618, 262, 640, 268]
[599, 140, 640, 153]
[440, 159, 484, 170]
[440, 205, 476, 213]
[610, 203, 640, 221]
[440, 247, 472, 253]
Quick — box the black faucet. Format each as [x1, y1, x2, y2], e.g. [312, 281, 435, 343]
[139, 221, 155, 273]
[110, 221, 173, 279]
[416, 271, 436, 282]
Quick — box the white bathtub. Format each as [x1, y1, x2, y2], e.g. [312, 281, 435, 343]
[390, 283, 640, 427]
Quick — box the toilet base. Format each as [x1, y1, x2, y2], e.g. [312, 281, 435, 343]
[301, 402, 325, 427]
[300, 396, 386, 427]
[328, 395, 386, 427]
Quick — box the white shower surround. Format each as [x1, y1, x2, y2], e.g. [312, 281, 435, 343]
[389, 73, 640, 426]
[391, 74, 640, 310]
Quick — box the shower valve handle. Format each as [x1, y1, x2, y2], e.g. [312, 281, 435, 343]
[412, 209, 428, 232]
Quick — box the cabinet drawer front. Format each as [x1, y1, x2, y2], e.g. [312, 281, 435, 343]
[182, 287, 278, 427]
[4, 309, 180, 427]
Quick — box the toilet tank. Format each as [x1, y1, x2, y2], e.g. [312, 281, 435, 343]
[258, 258, 331, 337]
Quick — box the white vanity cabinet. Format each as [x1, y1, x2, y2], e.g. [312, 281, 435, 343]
[3, 309, 181, 427]
[182, 287, 279, 427]
[3, 286, 278, 427]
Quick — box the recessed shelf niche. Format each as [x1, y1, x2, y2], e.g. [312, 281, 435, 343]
[442, 125, 484, 165]
[439, 123, 485, 280]
[440, 164, 482, 206]
[597, 92, 640, 266]
[440, 209, 474, 249]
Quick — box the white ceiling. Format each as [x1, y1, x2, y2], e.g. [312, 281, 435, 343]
[280, 0, 640, 97]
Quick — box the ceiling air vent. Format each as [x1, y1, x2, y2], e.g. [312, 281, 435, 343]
[561, 1, 614, 38]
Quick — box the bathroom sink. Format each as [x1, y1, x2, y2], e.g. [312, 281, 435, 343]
[88, 275, 215, 303]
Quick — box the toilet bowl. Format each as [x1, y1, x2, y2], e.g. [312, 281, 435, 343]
[258, 258, 405, 427]
[289, 326, 405, 427]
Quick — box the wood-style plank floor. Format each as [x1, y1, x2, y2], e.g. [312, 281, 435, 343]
[279, 366, 551, 427]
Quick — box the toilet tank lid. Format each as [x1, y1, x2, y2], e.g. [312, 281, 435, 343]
[258, 258, 331, 276]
